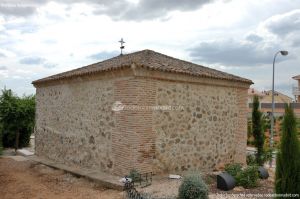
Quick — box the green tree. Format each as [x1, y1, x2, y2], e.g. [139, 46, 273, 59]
[275, 105, 300, 195]
[0, 123, 3, 155]
[0, 88, 35, 150]
[252, 95, 265, 166]
[247, 118, 253, 146]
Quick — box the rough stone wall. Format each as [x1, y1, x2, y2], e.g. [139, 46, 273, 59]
[35, 78, 116, 173]
[153, 80, 245, 173]
[35, 69, 248, 176]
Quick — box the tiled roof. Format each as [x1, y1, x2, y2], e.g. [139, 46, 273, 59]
[260, 90, 293, 104]
[32, 49, 253, 85]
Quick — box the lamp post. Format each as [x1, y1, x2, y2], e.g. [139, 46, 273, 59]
[270, 50, 288, 167]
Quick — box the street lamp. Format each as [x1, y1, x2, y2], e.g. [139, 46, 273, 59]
[270, 50, 288, 167]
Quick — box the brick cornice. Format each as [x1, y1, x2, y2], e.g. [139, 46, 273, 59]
[131, 65, 251, 89]
[34, 68, 135, 88]
[34, 64, 251, 89]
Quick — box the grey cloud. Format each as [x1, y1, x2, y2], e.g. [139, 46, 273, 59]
[0, 52, 6, 57]
[19, 56, 57, 68]
[20, 56, 46, 65]
[43, 63, 57, 68]
[88, 51, 119, 60]
[0, 6, 35, 17]
[101, 0, 214, 21]
[188, 39, 286, 66]
[246, 34, 263, 43]
[292, 38, 300, 47]
[0, 66, 7, 70]
[0, 0, 215, 20]
[264, 9, 300, 37]
[4, 21, 39, 34]
[0, 0, 48, 17]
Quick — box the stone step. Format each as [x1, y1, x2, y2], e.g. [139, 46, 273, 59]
[17, 149, 34, 156]
[28, 156, 124, 191]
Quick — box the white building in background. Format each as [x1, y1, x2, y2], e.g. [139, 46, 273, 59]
[292, 75, 300, 102]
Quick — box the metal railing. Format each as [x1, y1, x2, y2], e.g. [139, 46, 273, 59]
[123, 181, 176, 199]
[123, 172, 153, 199]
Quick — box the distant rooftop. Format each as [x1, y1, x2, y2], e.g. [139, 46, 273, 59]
[293, 75, 300, 80]
[33, 49, 253, 85]
[248, 88, 293, 104]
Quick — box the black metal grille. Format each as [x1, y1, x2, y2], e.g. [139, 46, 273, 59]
[135, 172, 153, 188]
[124, 181, 143, 199]
[123, 175, 176, 199]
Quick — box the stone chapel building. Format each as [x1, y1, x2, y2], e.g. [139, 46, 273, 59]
[33, 49, 253, 176]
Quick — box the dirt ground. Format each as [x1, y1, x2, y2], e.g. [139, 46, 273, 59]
[0, 155, 276, 199]
[0, 157, 123, 199]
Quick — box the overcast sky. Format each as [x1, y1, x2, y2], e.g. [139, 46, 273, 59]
[0, 0, 299, 97]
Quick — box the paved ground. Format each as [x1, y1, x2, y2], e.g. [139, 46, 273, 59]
[0, 157, 123, 199]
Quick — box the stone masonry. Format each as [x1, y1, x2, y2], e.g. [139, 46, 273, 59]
[33, 50, 252, 176]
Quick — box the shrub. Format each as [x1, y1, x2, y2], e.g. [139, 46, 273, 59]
[0, 124, 3, 155]
[247, 119, 253, 146]
[246, 154, 257, 166]
[275, 105, 300, 195]
[128, 169, 141, 183]
[178, 173, 208, 199]
[252, 95, 265, 166]
[236, 166, 259, 188]
[262, 148, 273, 163]
[224, 163, 259, 188]
[224, 163, 242, 178]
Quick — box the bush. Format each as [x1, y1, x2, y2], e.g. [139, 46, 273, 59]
[178, 173, 208, 199]
[224, 163, 242, 178]
[236, 166, 259, 188]
[128, 169, 141, 183]
[275, 105, 300, 195]
[224, 163, 259, 188]
[246, 154, 257, 166]
[262, 148, 273, 163]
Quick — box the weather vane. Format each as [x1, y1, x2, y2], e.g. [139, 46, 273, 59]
[119, 38, 125, 55]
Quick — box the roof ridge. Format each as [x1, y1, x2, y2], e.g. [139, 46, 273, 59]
[143, 50, 252, 80]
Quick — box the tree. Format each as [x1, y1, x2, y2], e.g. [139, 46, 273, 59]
[275, 105, 300, 195]
[0, 123, 3, 155]
[0, 88, 35, 150]
[252, 95, 265, 166]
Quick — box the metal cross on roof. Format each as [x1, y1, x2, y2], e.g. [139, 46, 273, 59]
[119, 38, 125, 55]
